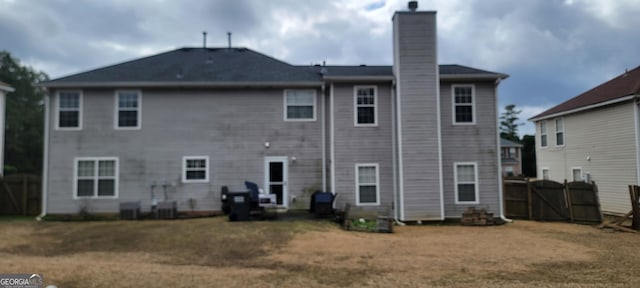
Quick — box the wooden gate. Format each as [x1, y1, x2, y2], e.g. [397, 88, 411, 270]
[504, 178, 602, 223]
[0, 174, 41, 216]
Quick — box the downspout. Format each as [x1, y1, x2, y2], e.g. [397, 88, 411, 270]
[495, 78, 512, 223]
[391, 81, 405, 225]
[321, 83, 326, 191]
[330, 83, 336, 195]
[37, 92, 50, 220]
[634, 96, 640, 185]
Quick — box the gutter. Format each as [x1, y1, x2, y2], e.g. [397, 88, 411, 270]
[37, 93, 50, 221]
[37, 81, 325, 89]
[494, 78, 512, 223]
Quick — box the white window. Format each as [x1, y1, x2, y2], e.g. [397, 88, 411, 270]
[356, 163, 379, 206]
[115, 90, 141, 129]
[540, 121, 548, 148]
[504, 166, 514, 176]
[454, 162, 479, 204]
[541, 168, 549, 180]
[74, 157, 118, 198]
[354, 86, 377, 126]
[182, 156, 209, 183]
[572, 167, 582, 182]
[452, 85, 475, 124]
[284, 90, 316, 121]
[555, 118, 564, 146]
[57, 90, 82, 129]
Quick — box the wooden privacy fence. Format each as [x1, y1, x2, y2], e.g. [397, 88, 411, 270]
[504, 178, 602, 224]
[0, 174, 42, 216]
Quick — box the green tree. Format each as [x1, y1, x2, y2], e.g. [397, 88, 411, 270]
[0, 51, 48, 174]
[500, 104, 522, 142]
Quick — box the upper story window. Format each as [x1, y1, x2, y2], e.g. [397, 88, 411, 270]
[182, 156, 209, 183]
[555, 118, 564, 146]
[74, 157, 118, 198]
[115, 90, 141, 129]
[501, 147, 518, 159]
[354, 86, 377, 126]
[540, 121, 548, 148]
[57, 90, 82, 129]
[454, 162, 479, 204]
[452, 85, 475, 124]
[356, 163, 379, 206]
[284, 90, 316, 121]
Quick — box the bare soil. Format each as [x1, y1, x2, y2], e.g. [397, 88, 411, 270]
[0, 217, 638, 287]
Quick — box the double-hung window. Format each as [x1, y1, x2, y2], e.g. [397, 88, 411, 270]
[356, 164, 379, 205]
[453, 85, 475, 124]
[57, 90, 82, 129]
[541, 168, 550, 180]
[454, 162, 478, 204]
[74, 158, 118, 198]
[116, 90, 141, 129]
[284, 90, 315, 121]
[572, 167, 582, 182]
[182, 156, 209, 183]
[355, 86, 377, 126]
[540, 121, 548, 148]
[555, 118, 564, 146]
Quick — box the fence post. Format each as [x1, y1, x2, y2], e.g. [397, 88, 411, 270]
[526, 178, 532, 220]
[22, 175, 28, 216]
[564, 179, 574, 223]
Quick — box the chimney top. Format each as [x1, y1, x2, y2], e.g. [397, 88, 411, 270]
[408, 1, 418, 11]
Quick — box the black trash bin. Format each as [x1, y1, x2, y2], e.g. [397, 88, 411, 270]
[228, 192, 250, 221]
[311, 191, 335, 217]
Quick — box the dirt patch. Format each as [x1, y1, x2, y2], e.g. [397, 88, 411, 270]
[1, 218, 639, 287]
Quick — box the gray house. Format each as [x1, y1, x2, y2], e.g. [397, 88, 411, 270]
[38, 4, 508, 221]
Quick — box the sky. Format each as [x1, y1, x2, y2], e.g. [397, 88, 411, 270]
[2, 0, 639, 136]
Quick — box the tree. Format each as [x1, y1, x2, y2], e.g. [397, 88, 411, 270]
[0, 51, 48, 174]
[521, 134, 536, 177]
[500, 104, 522, 142]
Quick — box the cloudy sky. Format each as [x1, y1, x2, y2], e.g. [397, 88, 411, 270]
[2, 0, 639, 135]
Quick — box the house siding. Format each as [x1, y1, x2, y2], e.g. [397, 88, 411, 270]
[535, 101, 637, 214]
[440, 81, 501, 217]
[46, 87, 324, 214]
[332, 82, 394, 210]
[393, 12, 442, 220]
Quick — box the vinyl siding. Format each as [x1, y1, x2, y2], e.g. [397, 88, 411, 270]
[332, 82, 394, 210]
[535, 101, 637, 214]
[393, 12, 442, 220]
[46, 87, 324, 214]
[440, 81, 501, 217]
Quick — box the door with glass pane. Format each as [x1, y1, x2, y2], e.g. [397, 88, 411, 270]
[264, 156, 288, 207]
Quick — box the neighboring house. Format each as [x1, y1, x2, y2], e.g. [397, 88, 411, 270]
[530, 65, 640, 215]
[0, 81, 14, 175]
[38, 3, 508, 221]
[500, 138, 522, 176]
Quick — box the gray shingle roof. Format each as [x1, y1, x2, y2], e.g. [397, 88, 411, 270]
[40, 47, 507, 87]
[500, 138, 523, 147]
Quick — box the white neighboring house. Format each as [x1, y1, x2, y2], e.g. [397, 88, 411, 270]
[529, 66, 640, 215]
[0, 81, 15, 175]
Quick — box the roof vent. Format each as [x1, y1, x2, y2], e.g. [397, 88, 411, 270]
[408, 1, 418, 11]
[360, 64, 366, 67]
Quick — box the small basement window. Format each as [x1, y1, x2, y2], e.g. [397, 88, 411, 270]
[182, 156, 209, 183]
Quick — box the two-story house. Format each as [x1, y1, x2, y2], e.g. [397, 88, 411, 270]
[38, 3, 508, 222]
[530, 65, 640, 215]
[500, 138, 522, 177]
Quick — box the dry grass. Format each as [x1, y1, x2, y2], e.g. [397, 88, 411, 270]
[0, 217, 639, 287]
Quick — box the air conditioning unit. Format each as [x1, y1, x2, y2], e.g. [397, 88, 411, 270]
[157, 201, 177, 219]
[119, 201, 141, 220]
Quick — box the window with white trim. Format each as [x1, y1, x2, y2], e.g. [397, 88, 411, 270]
[572, 167, 582, 182]
[555, 118, 564, 146]
[454, 162, 478, 203]
[540, 121, 548, 147]
[355, 86, 377, 126]
[57, 90, 81, 129]
[453, 85, 474, 124]
[541, 168, 549, 180]
[182, 156, 209, 183]
[75, 158, 118, 198]
[284, 90, 315, 121]
[356, 164, 379, 205]
[116, 90, 141, 129]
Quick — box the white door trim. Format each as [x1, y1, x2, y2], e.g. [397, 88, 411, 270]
[264, 156, 289, 208]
